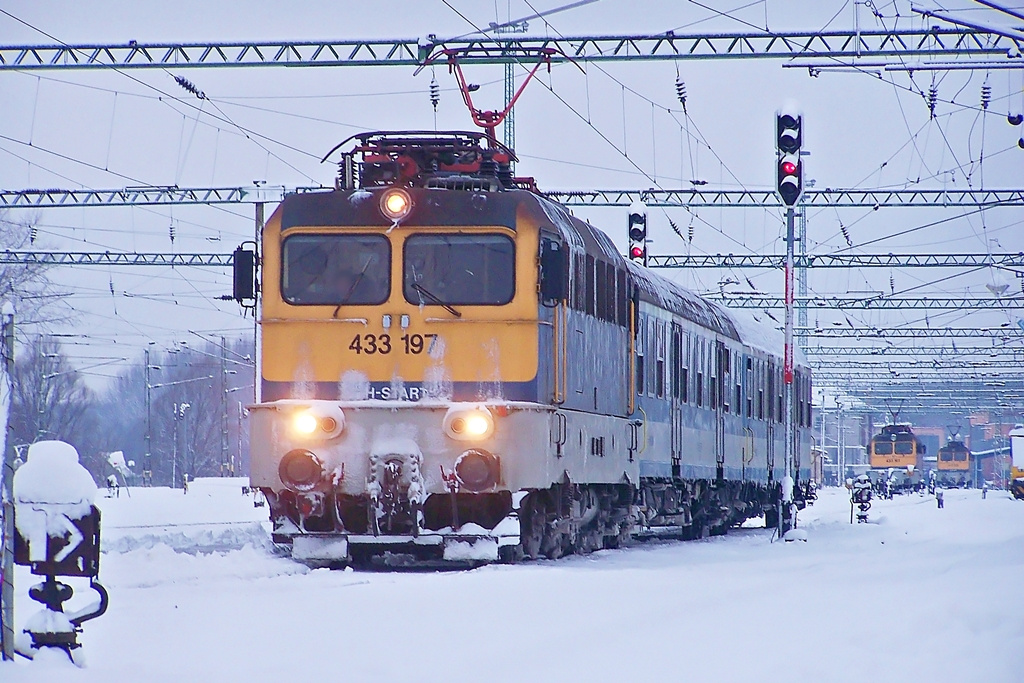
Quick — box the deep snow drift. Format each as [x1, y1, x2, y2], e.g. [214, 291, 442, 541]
[3, 478, 1022, 682]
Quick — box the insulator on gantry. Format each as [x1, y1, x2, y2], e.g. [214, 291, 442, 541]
[981, 81, 991, 111]
[927, 83, 938, 119]
[429, 76, 440, 112]
[675, 76, 687, 112]
[169, 223, 176, 244]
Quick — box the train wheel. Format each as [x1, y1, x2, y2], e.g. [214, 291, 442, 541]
[520, 493, 546, 560]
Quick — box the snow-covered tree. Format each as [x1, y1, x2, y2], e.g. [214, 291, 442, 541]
[8, 336, 97, 462]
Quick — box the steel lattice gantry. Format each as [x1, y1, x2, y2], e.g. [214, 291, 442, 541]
[651, 253, 1024, 269]
[804, 346, 1024, 358]
[706, 294, 1024, 310]
[549, 188, 1024, 209]
[0, 250, 233, 267]
[797, 327, 1024, 339]
[3, 186, 1023, 209]
[1, 29, 1021, 70]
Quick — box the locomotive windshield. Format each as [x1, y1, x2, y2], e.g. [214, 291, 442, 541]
[403, 233, 515, 306]
[893, 441, 914, 455]
[281, 234, 390, 305]
[874, 441, 893, 455]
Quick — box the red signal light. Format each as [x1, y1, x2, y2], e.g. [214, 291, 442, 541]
[630, 246, 645, 259]
[781, 160, 798, 175]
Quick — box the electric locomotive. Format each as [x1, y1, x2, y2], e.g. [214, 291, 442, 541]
[241, 131, 813, 566]
[935, 437, 971, 488]
[869, 423, 925, 494]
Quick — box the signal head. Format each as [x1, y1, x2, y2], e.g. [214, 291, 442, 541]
[776, 113, 802, 155]
[777, 155, 802, 207]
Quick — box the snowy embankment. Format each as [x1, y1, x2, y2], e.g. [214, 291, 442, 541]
[4, 480, 1023, 682]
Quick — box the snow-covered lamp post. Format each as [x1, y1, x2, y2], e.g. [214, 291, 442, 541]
[12, 440, 108, 664]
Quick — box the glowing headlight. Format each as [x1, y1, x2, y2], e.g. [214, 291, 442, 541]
[294, 412, 319, 435]
[464, 414, 490, 436]
[380, 187, 412, 221]
[444, 406, 495, 441]
[290, 404, 345, 439]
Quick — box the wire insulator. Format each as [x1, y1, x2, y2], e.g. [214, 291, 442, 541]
[687, 221, 694, 243]
[169, 223, 176, 244]
[668, 218, 682, 239]
[429, 76, 440, 112]
[927, 83, 938, 119]
[675, 76, 687, 112]
[980, 82, 991, 111]
[174, 75, 206, 100]
[29, 226, 37, 243]
[840, 223, 853, 247]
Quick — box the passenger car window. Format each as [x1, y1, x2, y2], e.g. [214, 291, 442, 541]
[282, 234, 390, 305]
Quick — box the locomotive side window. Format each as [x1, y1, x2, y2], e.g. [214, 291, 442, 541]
[636, 314, 646, 396]
[616, 269, 628, 327]
[671, 325, 681, 400]
[655, 321, 666, 398]
[647, 319, 656, 397]
[404, 233, 515, 306]
[585, 254, 596, 316]
[282, 233, 390, 306]
[695, 338, 704, 409]
[745, 357, 753, 418]
[572, 253, 584, 311]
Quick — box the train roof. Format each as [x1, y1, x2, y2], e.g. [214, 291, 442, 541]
[529, 193, 806, 366]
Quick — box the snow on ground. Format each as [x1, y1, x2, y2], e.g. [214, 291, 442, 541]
[3, 479, 1023, 682]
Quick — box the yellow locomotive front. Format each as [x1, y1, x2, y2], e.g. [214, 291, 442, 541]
[248, 132, 566, 565]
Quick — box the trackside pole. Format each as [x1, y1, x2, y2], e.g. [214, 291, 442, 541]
[1, 306, 14, 660]
[781, 206, 796, 537]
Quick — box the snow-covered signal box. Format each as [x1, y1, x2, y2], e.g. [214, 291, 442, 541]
[13, 441, 101, 578]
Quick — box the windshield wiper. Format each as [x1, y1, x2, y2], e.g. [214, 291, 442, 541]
[412, 282, 461, 318]
[333, 258, 373, 318]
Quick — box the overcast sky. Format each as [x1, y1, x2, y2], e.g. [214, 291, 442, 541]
[1, 0, 1022, 391]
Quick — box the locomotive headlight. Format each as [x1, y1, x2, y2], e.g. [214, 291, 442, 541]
[294, 412, 319, 435]
[380, 187, 413, 222]
[443, 405, 495, 441]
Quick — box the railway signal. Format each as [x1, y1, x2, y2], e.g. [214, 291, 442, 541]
[776, 112, 803, 207]
[628, 203, 648, 266]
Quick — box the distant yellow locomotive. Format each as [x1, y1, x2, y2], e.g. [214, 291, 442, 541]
[241, 131, 814, 566]
[936, 438, 971, 488]
[869, 423, 925, 493]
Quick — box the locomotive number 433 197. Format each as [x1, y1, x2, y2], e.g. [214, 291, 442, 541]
[348, 333, 436, 355]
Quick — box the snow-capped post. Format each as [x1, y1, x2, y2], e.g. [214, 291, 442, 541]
[12, 441, 108, 664]
[1, 302, 14, 661]
[851, 474, 872, 524]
